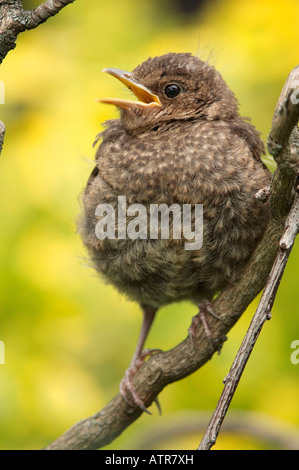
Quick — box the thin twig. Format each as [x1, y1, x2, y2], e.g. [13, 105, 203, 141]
[198, 65, 299, 450]
[198, 183, 299, 450]
[22, 0, 76, 30]
[0, 0, 75, 63]
[45, 67, 299, 451]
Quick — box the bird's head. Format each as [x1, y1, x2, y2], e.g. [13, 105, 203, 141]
[99, 53, 239, 133]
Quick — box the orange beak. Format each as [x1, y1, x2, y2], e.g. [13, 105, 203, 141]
[98, 68, 161, 110]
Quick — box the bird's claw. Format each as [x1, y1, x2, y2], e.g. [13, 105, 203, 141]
[120, 348, 162, 414]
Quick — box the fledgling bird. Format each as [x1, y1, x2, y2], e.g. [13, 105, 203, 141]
[79, 53, 271, 412]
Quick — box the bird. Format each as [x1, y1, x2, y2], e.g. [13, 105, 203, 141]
[78, 52, 271, 412]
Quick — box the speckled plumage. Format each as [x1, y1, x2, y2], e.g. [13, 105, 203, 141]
[79, 53, 270, 310]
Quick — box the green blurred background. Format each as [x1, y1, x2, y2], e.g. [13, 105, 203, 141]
[0, 0, 298, 450]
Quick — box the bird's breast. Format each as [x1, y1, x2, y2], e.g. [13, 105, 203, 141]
[97, 120, 234, 205]
[81, 118, 270, 308]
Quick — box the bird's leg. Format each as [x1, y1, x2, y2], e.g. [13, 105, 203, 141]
[188, 301, 221, 352]
[120, 306, 160, 414]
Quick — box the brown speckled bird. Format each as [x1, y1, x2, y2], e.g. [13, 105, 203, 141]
[79, 53, 271, 411]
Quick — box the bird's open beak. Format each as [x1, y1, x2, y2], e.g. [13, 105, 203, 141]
[98, 68, 161, 110]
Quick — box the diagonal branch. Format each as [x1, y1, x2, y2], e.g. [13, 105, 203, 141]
[22, 0, 76, 30]
[45, 65, 299, 451]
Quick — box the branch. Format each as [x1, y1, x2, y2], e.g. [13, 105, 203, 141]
[0, 0, 75, 155]
[45, 66, 299, 451]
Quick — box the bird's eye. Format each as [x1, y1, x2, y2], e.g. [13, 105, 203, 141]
[164, 84, 181, 98]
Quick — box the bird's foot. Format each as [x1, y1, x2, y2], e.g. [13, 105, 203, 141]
[188, 301, 222, 352]
[120, 348, 162, 414]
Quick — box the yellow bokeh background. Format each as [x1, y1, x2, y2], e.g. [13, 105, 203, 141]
[0, 0, 298, 449]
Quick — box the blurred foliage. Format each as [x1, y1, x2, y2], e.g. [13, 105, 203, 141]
[0, 0, 298, 450]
